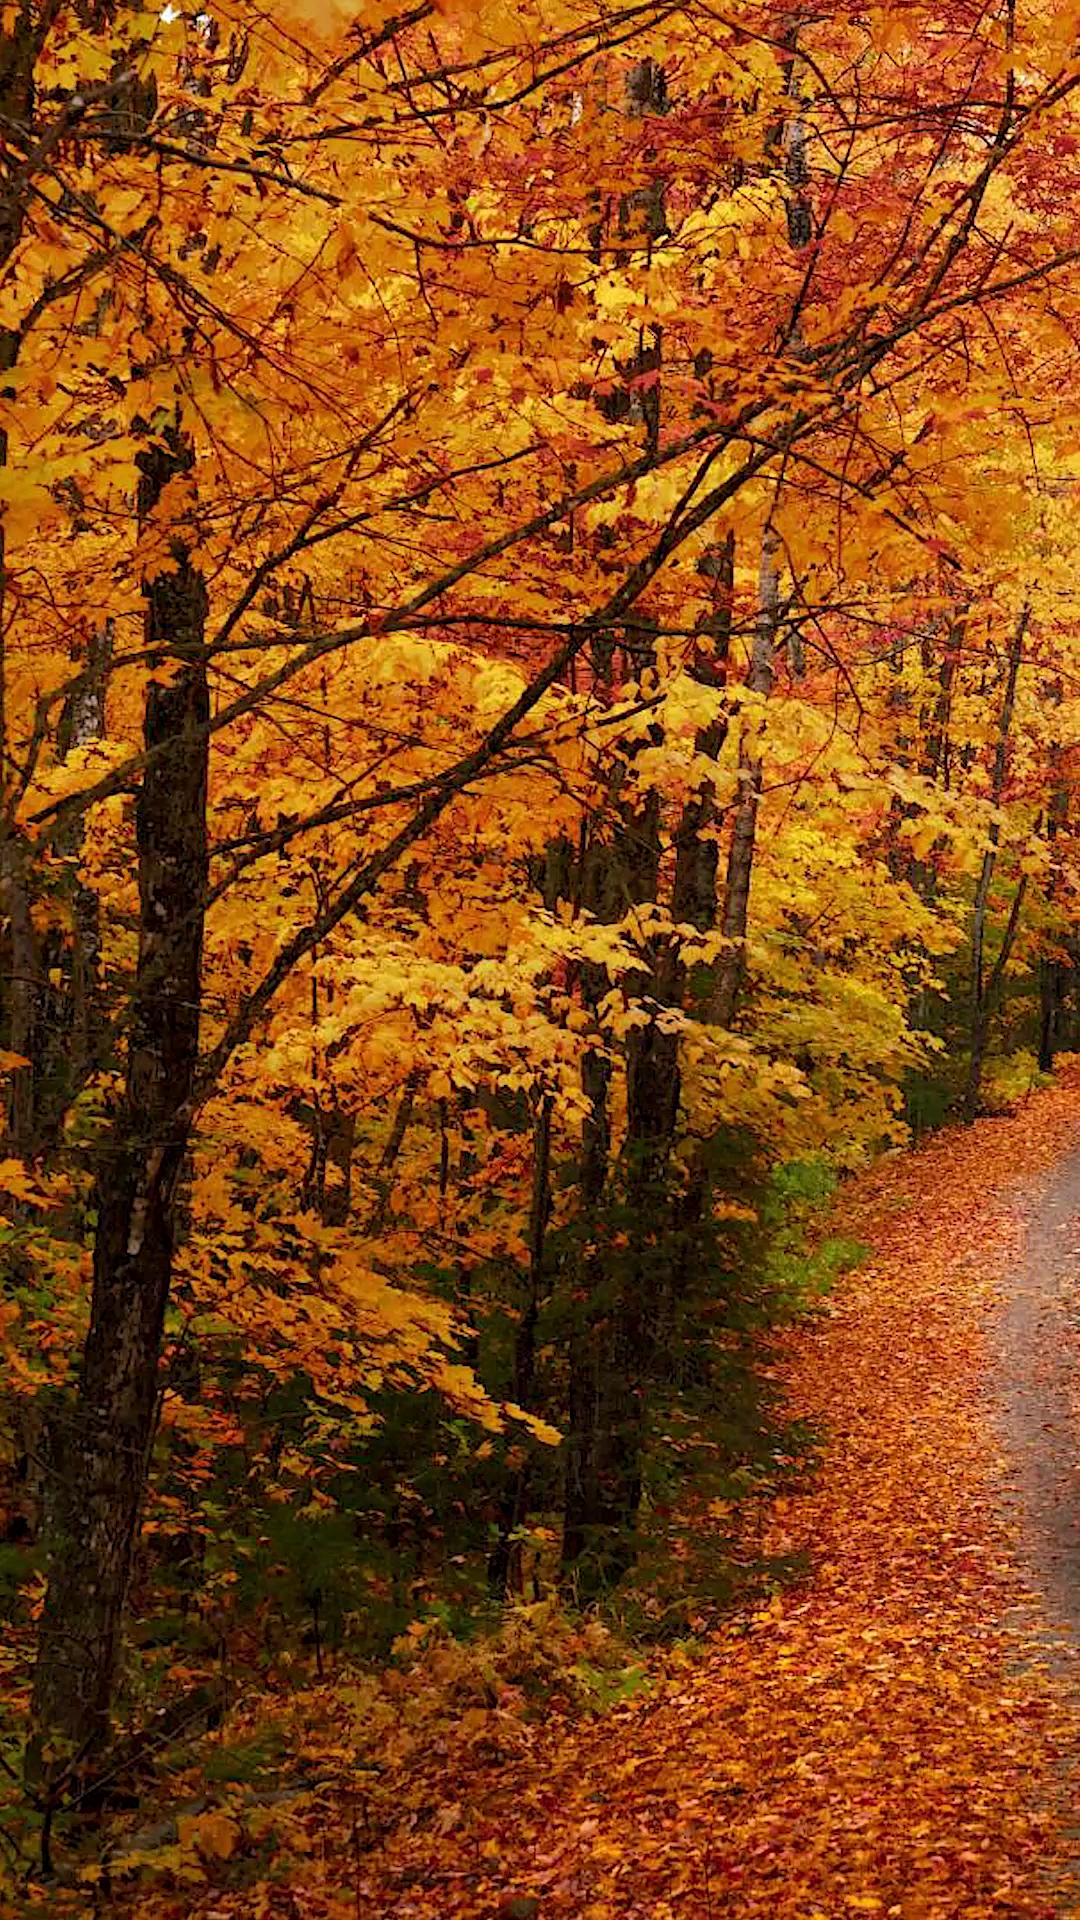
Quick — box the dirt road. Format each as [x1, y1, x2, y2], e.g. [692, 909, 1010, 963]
[995, 1142, 1080, 1661]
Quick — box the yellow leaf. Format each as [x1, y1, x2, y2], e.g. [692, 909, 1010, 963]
[177, 1808, 240, 1860]
[0, 1160, 56, 1208]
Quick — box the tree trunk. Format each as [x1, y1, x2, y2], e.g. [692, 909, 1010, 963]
[561, 757, 662, 1585]
[29, 620, 117, 1151]
[708, 22, 809, 1029]
[0, 318, 38, 1156]
[964, 605, 1027, 1118]
[1039, 956, 1062, 1074]
[709, 526, 779, 1026]
[28, 429, 209, 1792]
[0, 9, 64, 1149]
[1036, 737, 1069, 1073]
[489, 1093, 553, 1598]
[561, 1318, 645, 1587]
[670, 531, 736, 938]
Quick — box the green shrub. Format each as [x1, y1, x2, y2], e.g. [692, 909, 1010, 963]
[981, 1048, 1051, 1112]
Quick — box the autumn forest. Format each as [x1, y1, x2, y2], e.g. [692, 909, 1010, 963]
[7, 0, 1080, 1910]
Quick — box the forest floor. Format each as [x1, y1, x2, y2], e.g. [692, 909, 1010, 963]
[38, 1074, 1080, 1920]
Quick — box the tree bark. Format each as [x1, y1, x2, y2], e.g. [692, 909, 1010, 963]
[28, 428, 209, 1791]
[561, 752, 663, 1584]
[708, 19, 809, 1029]
[30, 620, 117, 1150]
[1036, 728, 1070, 1073]
[964, 605, 1027, 1118]
[489, 1093, 553, 1597]
[670, 530, 736, 937]
[709, 525, 779, 1026]
[0, 13, 38, 1153]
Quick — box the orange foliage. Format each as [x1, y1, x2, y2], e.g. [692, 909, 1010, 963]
[11, 0, 1080, 1900]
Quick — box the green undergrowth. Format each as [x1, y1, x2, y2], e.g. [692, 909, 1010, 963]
[981, 1047, 1054, 1112]
[762, 1160, 868, 1317]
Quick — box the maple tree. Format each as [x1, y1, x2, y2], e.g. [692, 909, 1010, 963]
[5, 0, 1080, 1893]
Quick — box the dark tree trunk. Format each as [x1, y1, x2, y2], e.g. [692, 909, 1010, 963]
[562, 1053, 646, 1591]
[964, 607, 1026, 1119]
[1039, 957, 1065, 1074]
[28, 429, 209, 1791]
[0, 321, 37, 1155]
[560, 558, 738, 1585]
[710, 527, 779, 1027]
[671, 531, 736, 939]
[709, 28, 809, 1029]
[30, 620, 117, 1151]
[561, 1323, 645, 1585]
[4, 622, 117, 1546]
[489, 1094, 553, 1597]
[0, 8, 77, 1151]
[562, 779, 658, 1588]
[1036, 746, 1070, 1074]
[299, 1097, 356, 1225]
[624, 532, 737, 1204]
